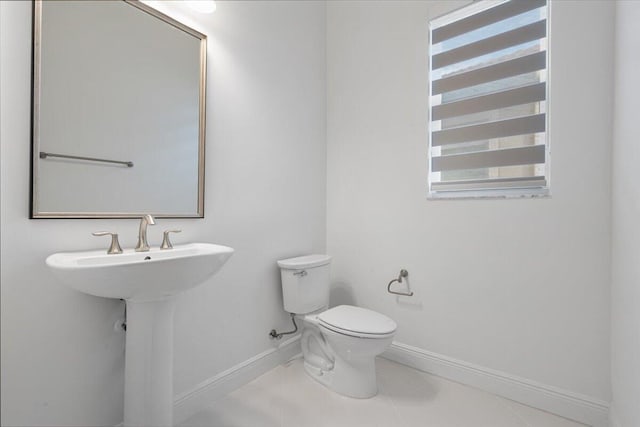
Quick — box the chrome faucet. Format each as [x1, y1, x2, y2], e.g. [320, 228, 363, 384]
[135, 214, 156, 252]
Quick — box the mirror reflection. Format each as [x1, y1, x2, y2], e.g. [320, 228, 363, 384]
[31, 0, 206, 218]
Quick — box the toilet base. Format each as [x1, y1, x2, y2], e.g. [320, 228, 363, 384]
[298, 307, 394, 399]
[303, 354, 378, 399]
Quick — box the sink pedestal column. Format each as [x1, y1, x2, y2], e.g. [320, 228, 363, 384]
[124, 299, 176, 427]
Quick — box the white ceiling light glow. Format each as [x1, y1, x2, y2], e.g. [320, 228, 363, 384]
[184, 0, 217, 14]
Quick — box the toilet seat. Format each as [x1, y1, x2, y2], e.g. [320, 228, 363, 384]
[318, 305, 397, 339]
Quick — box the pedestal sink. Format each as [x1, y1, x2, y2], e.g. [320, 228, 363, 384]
[46, 243, 234, 427]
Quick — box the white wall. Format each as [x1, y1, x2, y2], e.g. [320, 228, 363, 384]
[326, 0, 613, 404]
[0, 1, 326, 425]
[610, 2, 640, 426]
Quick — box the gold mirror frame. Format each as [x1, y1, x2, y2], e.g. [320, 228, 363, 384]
[31, 0, 207, 218]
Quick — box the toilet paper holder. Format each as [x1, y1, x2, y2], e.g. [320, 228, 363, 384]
[387, 269, 414, 296]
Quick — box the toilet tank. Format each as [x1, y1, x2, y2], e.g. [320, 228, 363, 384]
[277, 255, 332, 314]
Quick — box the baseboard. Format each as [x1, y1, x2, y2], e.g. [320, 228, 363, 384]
[173, 335, 301, 425]
[382, 342, 610, 427]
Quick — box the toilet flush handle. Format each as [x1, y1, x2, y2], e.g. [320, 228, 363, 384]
[293, 270, 307, 277]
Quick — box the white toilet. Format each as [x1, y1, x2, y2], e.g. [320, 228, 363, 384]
[277, 254, 397, 398]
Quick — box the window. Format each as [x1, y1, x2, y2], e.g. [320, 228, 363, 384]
[428, 0, 549, 198]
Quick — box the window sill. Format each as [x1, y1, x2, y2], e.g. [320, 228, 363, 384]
[427, 187, 551, 200]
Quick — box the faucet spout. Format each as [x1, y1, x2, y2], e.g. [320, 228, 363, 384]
[135, 214, 156, 252]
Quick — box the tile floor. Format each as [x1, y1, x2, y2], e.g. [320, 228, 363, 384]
[180, 357, 586, 427]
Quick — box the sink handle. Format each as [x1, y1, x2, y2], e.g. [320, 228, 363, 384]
[92, 231, 123, 255]
[160, 230, 182, 250]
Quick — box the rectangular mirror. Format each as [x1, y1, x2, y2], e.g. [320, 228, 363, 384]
[31, 0, 207, 218]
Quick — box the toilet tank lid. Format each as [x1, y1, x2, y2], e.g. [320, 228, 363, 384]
[277, 254, 332, 270]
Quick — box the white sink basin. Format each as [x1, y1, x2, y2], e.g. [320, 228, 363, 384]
[46, 242, 233, 427]
[46, 243, 234, 301]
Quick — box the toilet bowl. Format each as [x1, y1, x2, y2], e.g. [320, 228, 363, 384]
[277, 255, 397, 398]
[301, 305, 396, 398]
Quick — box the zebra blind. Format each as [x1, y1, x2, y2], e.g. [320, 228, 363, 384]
[428, 0, 549, 198]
